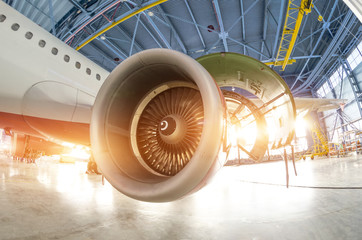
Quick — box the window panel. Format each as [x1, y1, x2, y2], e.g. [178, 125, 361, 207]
[323, 82, 331, 94]
[317, 86, 325, 97]
[347, 42, 362, 70]
[329, 66, 345, 89]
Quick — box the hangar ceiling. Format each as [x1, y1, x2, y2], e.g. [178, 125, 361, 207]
[2, 0, 361, 96]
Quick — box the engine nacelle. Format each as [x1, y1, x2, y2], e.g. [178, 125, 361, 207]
[91, 49, 226, 202]
[197, 53, 296, 150]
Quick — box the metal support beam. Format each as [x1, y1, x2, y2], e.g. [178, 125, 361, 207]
[332, 61, 347, 141]
[102, 38, 128, 60]
[115, 25, 143, 53]
[62, 1, 145, 70]
[23, 0, 51, 23]
[28, 0, 48, 23]
[68, 0, 89, 15]
[296, 13, 346, 48]
[229, 0, 260, 33]
[76, 0, 168, 51]
[263, 54, 322, 64]
[216, 0, 260, 53]
[184, 0, 206, 49]
[83, 42, 118, 71]
[227, 37, 269, 59]
[272, 0, 286, 59]
[137, 19, 163, 48]
[212, 0, 228, 52]
[117, 2, 167, 49]
[47, 0, 57, 35]
[240, 0, 246, 54]
[291, 0, 339, 90]
[341, 58, 362, 117]
[312, 4, 334, 37]
[293, 10, 356, 93]
[155, 5, 187, 53]
[87, 24, 128, 61]
[142, 12, 172, 49]
[261, 0, 270, 60]
[129, 15, 140, 56]
[63, 0, 119, 42]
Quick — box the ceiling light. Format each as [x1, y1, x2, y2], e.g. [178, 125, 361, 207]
[147, 11, 154, 17]
[100, 35, 106, 40]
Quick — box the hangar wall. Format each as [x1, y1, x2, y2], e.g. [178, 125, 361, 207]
[323, 61, 362, 143]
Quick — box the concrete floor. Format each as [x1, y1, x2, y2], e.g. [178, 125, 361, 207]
[0, 153, 362, 240]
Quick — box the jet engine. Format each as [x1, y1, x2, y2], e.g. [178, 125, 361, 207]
[91, 49, 296, 202]
[91, 49, 226, 202]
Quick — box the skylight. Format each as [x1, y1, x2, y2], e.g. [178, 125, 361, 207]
[347, 41, 362, 70]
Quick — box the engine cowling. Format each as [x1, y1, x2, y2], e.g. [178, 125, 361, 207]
[197, 52, 296, 150]
[91, 49, 226, 202]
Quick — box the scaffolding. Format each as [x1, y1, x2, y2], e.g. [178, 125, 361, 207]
[333, 111, 362, 153]
[323, 110, 362, 156]
[302, 115, 329, 159]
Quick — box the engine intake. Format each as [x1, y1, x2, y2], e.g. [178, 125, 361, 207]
[91, 49, 226, 202]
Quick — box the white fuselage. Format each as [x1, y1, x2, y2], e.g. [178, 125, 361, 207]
[0, 1, 109, 123]
[0, 2, 110, 144]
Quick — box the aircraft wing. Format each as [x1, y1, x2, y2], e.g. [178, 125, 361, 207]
[294, 97, 347, 113]
[249, 97, 346, 116]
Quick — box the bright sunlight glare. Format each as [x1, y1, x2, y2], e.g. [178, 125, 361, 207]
[61, 145, 90, 161]
[295, 116, 307, 138]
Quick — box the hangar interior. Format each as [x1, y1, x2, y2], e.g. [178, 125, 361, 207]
[0, 0, 362, 239]
[3, 0, 361, 156]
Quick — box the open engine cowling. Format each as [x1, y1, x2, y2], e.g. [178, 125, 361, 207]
[90, 49, 226, 202]
[197, 53, 296, 150]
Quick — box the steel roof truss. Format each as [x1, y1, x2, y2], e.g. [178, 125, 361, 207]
[184, 0, 206, 49]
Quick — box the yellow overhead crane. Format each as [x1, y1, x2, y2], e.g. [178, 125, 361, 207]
[266, 0, 313, 70]
[76, 0, 168, 51]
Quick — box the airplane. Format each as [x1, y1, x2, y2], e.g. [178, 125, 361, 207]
[0, 2, 343, 202]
